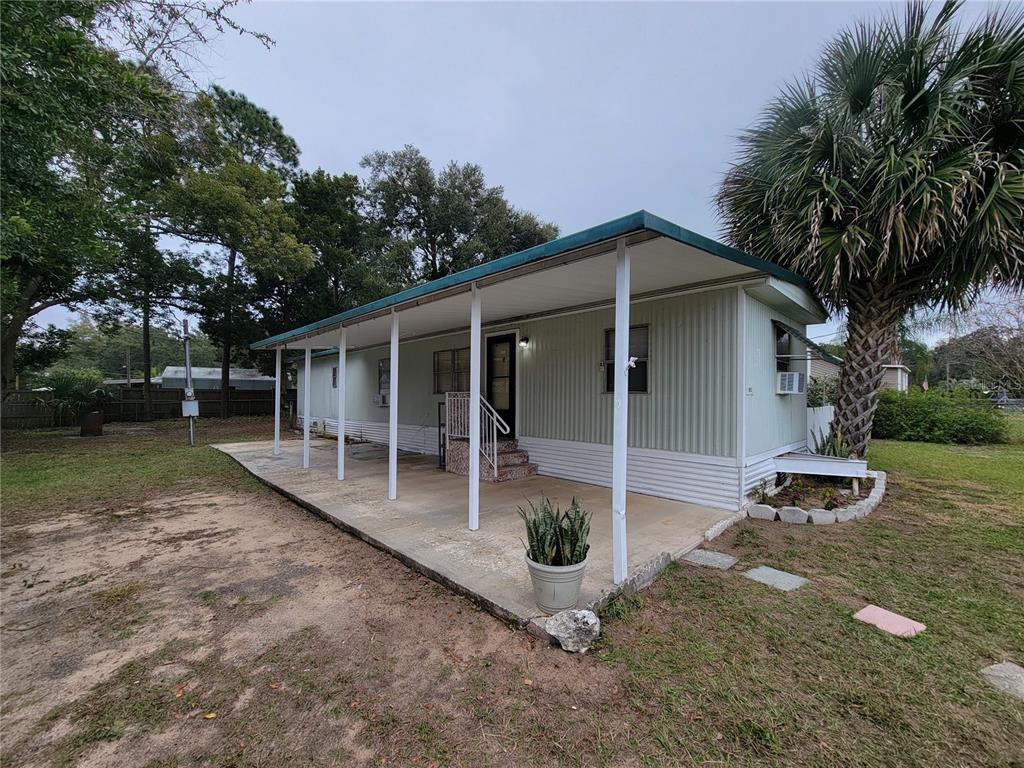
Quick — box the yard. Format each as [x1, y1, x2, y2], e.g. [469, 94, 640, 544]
[1, 417, 1022, 767]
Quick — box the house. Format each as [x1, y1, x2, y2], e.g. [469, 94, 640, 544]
[249, 211, 850, 586]
[806, 356, 910, 393]
[158, 366, 276, 391]
[881, 363, 911, 392]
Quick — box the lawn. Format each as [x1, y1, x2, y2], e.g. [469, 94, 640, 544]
[1, 416, 1022, 767]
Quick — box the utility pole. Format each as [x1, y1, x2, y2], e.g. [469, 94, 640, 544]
[182, 319, 197, 446]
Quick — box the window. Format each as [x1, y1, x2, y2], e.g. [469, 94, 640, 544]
[378, 358, 390, 395]
[331, 366, 338, 389]
[775, 326, 792, 372]
[433, 347, 471, 393]
[604, 324, 649, 393]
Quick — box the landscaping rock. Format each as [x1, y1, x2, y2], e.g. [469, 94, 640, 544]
[681, 549, 738, 570]
[778, 506, 810, 524]
[834, 507, 858, 523]
[808, 508, 836, 525]
[980, 662, 1024, 702]
[852, 502, 871, 519]
[545, 609, 600, 653]
[748, 504, 777, 521]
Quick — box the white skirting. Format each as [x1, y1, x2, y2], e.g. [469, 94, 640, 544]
[517, 436, 741, 511]
[298, 416, 440, 456]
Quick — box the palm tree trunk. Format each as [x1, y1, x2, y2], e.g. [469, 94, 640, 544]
[832, 292, 903, 457]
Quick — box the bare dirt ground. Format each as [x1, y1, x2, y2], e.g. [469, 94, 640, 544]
[1, 423, 630, 768]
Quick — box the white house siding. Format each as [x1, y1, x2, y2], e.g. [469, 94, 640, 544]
[882, 366, 909, 392]
[515, 290, 738, 456]
[297, 288, 751, 509]
[742, 294, 809, 459]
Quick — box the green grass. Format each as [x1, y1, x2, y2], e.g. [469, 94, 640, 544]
[599, 416, 1024, 767]
[1, 418, 271, 523]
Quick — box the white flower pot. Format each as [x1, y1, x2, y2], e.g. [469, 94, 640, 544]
[525, 556, 588, 615]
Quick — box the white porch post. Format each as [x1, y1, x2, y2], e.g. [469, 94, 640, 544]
[337, 327, 346, 481]
[612, 238, 630, 584]
[273, 347, 282, 456]
[468, 284, 481, 530]
[387, 311, 399, 500]
[302, 346, 311, 469]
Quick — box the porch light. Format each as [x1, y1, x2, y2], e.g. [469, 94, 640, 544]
[519, 337, 530, 348]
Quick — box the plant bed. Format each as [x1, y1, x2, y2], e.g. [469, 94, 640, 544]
[748, 472, 886, 524]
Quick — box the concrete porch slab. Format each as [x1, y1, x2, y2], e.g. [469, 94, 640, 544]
[213, 438, 736, 628]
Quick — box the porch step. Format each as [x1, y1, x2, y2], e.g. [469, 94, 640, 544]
[496, 448, 531, 466]
[494, 462, 539, 482]
[491, 439, 538, 481]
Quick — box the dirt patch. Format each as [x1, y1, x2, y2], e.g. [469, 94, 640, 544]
[1, 473, 629, 767]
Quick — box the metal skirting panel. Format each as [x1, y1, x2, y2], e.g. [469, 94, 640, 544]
[298, 416, 439, 456]
[743, 455, 779, 494]
[518, 436, 741, 511]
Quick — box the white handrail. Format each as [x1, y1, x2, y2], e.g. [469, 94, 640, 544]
[445, 392, 510, 478]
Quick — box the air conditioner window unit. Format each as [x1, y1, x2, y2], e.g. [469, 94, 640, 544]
[776, 371, 806, 395]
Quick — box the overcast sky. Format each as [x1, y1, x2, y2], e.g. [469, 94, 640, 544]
[49, 1, 993, 341]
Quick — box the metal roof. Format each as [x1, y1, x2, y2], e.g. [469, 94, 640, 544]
[251, 210, 819, 351]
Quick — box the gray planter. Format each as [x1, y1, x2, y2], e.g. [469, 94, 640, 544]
[525, 556, 588, 614]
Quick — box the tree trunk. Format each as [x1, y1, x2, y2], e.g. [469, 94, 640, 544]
[142, 290, 153, 421]
[831, 291, 903, 457]
[220, 248, 237, 419]
[1, 317, 23, 391]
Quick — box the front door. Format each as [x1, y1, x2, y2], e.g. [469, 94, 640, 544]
[486, 334, 516, 436]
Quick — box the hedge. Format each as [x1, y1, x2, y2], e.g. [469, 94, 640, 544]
[872, 389, 1008, 444]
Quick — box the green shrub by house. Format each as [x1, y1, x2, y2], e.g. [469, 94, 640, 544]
[872, 389, 1007, 445]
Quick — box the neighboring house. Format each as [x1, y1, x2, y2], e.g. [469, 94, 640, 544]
[808, 356, 840, 380]
[806, 355, 909, 393]
[252, 209, 847, 537]
[159, 366, 277, 390]
[881, 364, 911, 392]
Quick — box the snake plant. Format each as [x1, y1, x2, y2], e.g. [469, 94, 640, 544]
[518, 496, 591, 566]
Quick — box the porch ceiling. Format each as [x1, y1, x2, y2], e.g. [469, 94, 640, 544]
[276, 235, 762, 351]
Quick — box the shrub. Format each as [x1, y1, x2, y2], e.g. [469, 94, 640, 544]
[39, 368, 109, 423]
[518, 497, 591, 566]
[872, 389, 1007, 444]
[807, 375, 838, 408]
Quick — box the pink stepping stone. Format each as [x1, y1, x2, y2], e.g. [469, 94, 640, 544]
[854, 604, 926, 637]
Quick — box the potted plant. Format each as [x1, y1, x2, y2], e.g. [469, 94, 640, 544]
[519, 496, 591, 614]
[41, 368, 111, 436]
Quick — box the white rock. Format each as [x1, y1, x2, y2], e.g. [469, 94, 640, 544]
[778, 506, 810, 524]
[748, 504, 777, 521]
[835, 507, 858, 523]
[545, 609, 600, 653]
[808, 508, 836, 525]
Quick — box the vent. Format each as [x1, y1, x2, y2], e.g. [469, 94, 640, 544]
[776, 371, 806, 395]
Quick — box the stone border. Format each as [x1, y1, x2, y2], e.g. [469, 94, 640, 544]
[746, 471, 886, 525]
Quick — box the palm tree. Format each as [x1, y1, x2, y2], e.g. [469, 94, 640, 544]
[716, 1, 1024, 456]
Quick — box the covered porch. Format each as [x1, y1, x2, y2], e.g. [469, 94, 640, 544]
[214, 437, 738, 627]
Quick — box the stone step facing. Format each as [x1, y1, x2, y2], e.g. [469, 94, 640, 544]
[491, 438, 537, 482]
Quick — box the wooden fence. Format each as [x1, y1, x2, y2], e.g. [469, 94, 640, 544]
[1, 387, 277, 429]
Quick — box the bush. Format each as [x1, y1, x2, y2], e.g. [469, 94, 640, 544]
[39, 368, 109, 422]
[807, 375, 838, 408]
[872, 389, 1008, 444]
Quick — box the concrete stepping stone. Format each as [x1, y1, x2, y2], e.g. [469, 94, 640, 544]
[743, 566, 808, 591]
[681, 549, 738, 570]
[980, 662, 1024, 701]
[853, 604, 926, 637]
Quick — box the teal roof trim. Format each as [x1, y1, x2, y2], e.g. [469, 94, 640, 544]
[252, 210, 817, 350]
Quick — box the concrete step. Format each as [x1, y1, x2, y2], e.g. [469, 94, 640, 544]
[492, 462, 539, 482]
